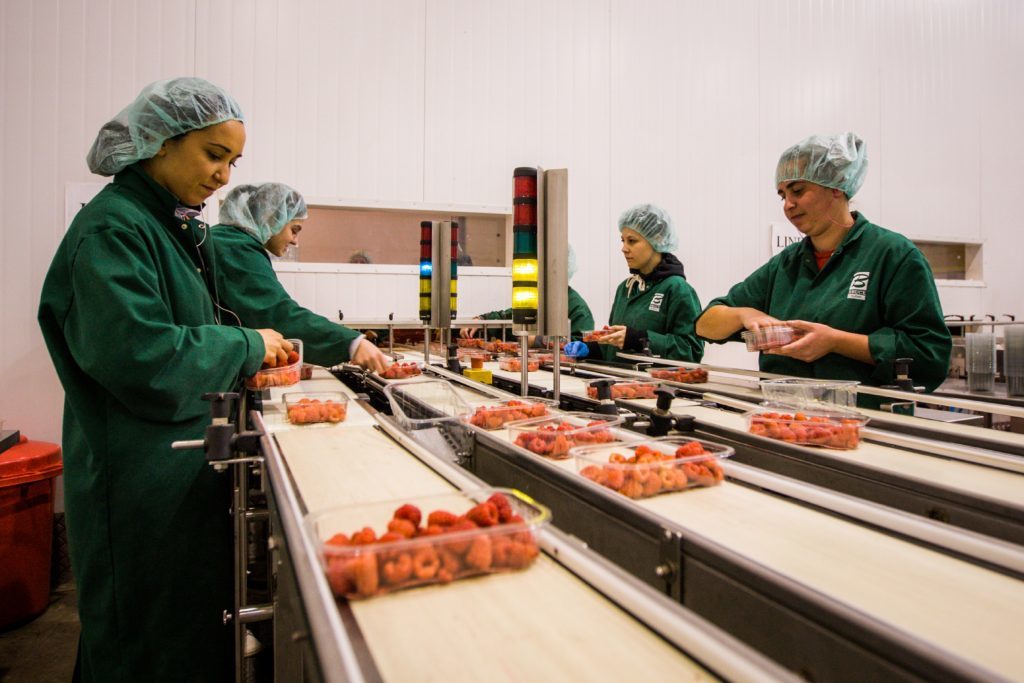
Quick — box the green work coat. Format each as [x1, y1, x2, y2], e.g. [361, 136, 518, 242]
[38, 165, 265, 682]
[211, 225, 361, 366]
[479, 286, 595, 340]
[600, 253, 704, 362]
[704, 212, 951, 398]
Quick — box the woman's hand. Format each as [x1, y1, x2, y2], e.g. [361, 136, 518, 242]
[766, 320, 835, 362]
[257, 329, 291, 366]
[600, 325, 628, 349]
[461, 316, 483, 339]
[351, 339, 389, 373]
[739, 310, 786, 332]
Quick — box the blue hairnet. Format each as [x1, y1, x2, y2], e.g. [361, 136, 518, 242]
[617, 204, 677, 253]
[567, 244, 578, 281]
[87, 77, 244, 176]
[219, 182, 308, 244]
[775, 132, 867, 198]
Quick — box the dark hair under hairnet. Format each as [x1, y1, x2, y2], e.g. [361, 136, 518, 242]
[218, 182, 308, 244]
[775, 132, 867, 198]
[87, 77, 244, 176]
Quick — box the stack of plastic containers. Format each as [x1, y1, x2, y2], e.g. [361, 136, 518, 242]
[966, 332, 996, 392]
[1004, 326, 1024, 396]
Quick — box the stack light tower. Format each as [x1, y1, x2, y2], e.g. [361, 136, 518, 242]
[418, 219, 459, 363]
[512, 166, 570, 396]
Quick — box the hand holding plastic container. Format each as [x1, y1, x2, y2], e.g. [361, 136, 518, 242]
[246, 339, 302, 389]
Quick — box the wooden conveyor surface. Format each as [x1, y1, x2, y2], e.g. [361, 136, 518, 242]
[264, 370, 719, 682]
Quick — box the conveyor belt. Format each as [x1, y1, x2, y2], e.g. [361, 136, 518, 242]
[465, 412, 1024, 681]
[262, 378, 791, 682]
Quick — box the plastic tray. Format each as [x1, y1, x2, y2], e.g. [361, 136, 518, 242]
[759, 378, 859, 410]
[379, 361, 424, 380]
[484, 341, 522, 355]
[498, 356, 541, 372]
[585, 379, 659, 400]
[383, 378, 471, 429]
[307, 488, 550, 600]
[746, 405, 869, 450]
[572, 436, 733, 499]
[507, 412, 628, 459]
[246, 339, 303, 390]
[741, 326, 797, 351]
[533, 352, 575, 366]
[284, 392, 348, 425]
[582, 328, 614, 343]
[465, 398, 555, 430]
[647, 367, 709, 384]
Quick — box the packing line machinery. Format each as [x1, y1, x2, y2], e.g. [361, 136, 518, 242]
[322, 353, 1024, 682]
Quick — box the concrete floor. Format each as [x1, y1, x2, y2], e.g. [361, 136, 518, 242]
[0, 581, 79, 682]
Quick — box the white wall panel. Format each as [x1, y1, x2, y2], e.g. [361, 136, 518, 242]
[879, 0, 982, 241]
[5, 0, 1024, 449]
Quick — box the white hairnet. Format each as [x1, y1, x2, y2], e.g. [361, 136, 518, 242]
[568, 244, 578, 281]
[218, 182, 308, 244]
[87, 77, 244, 176]
[617, 204, 677, 253]
[775, 132, 867, 198]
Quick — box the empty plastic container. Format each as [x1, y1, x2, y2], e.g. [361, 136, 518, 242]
[1004, 326, 1024, 396]
[966, 332, 996, 392]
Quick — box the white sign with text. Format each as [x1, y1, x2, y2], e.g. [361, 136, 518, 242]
[770, 221, 803, 256]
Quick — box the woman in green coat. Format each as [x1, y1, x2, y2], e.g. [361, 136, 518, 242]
[212, 182, 388, 372]
[696, 132, 951, 400]
[567, 204, 704, 363]
[38, 78, 290, 682]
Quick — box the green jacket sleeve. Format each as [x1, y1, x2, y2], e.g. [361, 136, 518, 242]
[214, 229, 360, 366]
[865, 250, 952, 392]
[479, 308, 512, 321]
[64, 228, 264, 423]
[646, 281, 705, 362]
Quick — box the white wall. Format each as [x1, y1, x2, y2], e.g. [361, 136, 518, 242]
[3, 0, 1023, 445]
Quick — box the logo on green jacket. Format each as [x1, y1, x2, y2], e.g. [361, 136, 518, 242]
[649, 293, 664, 312]
[848, 272, 870, 301]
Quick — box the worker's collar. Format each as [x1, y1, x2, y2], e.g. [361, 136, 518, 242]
[115, 164, 206, 223]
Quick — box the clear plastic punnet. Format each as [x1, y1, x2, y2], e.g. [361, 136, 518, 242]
[383, 378, 471, 430]
[283, 392, 348, 425]
[646, 367, 709, 384]
[464, 398, 556, 430]
[742, 326, 797, 351]
[246, 339, 302, 390]
[307, 488, 550, 600]
[572, 436, 733, 499]
[584, 379, 659, 400]
[745, 403, 869, 450]
[497, 355, 541, 373]
[759, 378, 859, 410]
[506, 412, 629, 459]
[581, 327, 614, 343]
[378, 360, 424, 381]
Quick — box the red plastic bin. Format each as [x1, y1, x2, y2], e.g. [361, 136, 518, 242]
[0, 436, 63, 629]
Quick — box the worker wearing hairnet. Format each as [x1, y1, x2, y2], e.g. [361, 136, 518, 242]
[696, 133, 951, 403]
[38, 78, 288, 682]
[212, 182, 388, 373]
[566, 204, 704, 362]
[461, 243, 595, 342]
